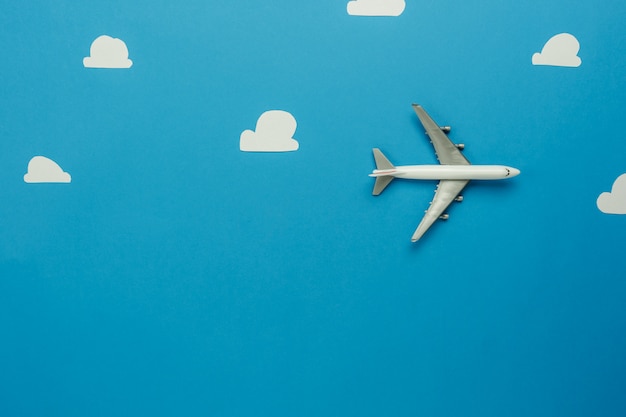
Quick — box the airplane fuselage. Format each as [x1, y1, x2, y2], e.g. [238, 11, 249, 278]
[370, 165, 520, 181]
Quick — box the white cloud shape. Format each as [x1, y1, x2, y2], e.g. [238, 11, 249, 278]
[24, 156, 71, 183]
[347, 0, 406, 16]
[83, 35, 133, 69]
[532, 33, 581, 67]
[240, 110, 299, 152]
[597, 174, 626, 214]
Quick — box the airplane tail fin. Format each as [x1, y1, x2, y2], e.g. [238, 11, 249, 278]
[372, 148, 395, 196]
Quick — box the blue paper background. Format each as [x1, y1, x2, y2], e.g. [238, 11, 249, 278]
[1, 1, 626, 416]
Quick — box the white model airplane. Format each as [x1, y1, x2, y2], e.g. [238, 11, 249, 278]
[370, 104, 520, 242]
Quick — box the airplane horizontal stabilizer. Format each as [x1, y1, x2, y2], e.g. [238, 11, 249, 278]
[373, 175, 394, 195]
[372, 148, 395, 195]
[373, 148, 394, 170]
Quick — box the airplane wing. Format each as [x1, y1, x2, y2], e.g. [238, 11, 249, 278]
[412, 104, 470, 166]
[411, 180, 469, 242]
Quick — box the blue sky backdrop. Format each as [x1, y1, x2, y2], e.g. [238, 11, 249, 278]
[1, 1, 626, 416]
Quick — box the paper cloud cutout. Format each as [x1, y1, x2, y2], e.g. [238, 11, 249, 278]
[347, 0, 406, 16]
[597, 174, 626, 214]
[24, 156, 71, 183]
[83, 35, 133, 69]
[240, 110, 299, 152]
[532, 33, 581, 67]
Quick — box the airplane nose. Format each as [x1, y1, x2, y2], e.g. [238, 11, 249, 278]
[508, 167, 520, 177]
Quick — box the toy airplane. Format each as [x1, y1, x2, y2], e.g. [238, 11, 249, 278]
[370, 104, 520, 242]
